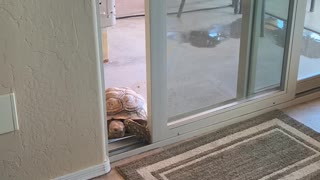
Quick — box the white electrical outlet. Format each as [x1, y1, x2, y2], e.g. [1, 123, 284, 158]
[0, 93, 18, 135]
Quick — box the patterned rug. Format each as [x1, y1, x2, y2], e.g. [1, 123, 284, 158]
[116, 110, 320, 180]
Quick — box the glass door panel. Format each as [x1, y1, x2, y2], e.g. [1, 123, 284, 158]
[247, 0, 292, 94]
[166, 0, 244, 120]
[166, 0, 293, 121]
[297, 0, 320, 93]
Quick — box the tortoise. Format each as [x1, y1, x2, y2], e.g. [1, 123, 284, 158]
[106, 87, 151, 143]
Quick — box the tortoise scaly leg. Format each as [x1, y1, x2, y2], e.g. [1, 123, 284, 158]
[124, 119, 151, 144]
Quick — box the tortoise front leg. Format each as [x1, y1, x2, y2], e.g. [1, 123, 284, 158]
[124, 119, 151, 144]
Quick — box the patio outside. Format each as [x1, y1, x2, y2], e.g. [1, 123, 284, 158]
[103, 0, 320, 119]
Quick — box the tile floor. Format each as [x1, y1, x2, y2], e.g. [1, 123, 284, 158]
[94, 97, 320, 180]
[283, 97, 320, 133]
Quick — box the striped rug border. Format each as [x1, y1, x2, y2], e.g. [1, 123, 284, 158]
[116, 110, 320, 180]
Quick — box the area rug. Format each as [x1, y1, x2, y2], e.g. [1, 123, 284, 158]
[116, 110, 320, 180]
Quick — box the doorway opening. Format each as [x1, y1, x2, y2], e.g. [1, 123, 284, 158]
[99, 0, 149, 156]
[98, 0, 297, 156]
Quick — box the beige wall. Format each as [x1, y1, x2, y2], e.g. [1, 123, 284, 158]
[0, 0, 106, 179]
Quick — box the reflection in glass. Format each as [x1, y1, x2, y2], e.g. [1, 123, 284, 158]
[166, 1, 243, 119]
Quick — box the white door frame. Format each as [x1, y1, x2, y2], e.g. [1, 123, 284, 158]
[146, 0, 307, 143]
[92, 0, 110, 168]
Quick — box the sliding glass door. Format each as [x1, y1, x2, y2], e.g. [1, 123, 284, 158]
[146, 0, 306, 142]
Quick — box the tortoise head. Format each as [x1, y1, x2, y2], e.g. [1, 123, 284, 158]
[108, 120, 125, 139]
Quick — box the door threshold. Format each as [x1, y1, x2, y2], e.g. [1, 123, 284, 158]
[109, 135, 147, 156]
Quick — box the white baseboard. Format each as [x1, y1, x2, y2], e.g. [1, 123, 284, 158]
[53, 158, 111, 180]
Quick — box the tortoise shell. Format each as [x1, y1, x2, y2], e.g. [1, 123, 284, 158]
[106, 87, 147, 121]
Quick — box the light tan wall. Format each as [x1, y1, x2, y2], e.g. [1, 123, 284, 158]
[0, 0, 105, 179]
